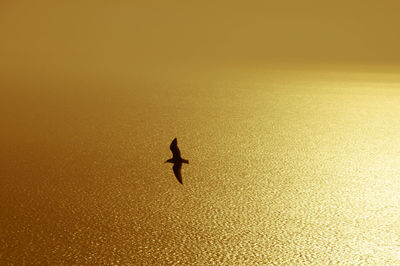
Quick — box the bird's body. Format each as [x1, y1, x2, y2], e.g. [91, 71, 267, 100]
[165, 138, 189, 184]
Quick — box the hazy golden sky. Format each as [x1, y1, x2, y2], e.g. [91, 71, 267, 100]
[1, 0, 400, 79]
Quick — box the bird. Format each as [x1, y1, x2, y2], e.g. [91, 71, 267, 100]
[165, 138, 189, 184]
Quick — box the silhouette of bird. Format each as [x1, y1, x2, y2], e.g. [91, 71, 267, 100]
[165, 138, 189, 184]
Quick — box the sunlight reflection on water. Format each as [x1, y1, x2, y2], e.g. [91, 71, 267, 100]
[1, 69, 400, 264]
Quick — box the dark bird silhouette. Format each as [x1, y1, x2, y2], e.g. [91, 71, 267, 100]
[165, 138, 189, 184]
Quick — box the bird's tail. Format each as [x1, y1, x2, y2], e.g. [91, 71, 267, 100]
[182, 159, 189, 164]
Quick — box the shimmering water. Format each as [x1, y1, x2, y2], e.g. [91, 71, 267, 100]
[1, 67, 400, 264]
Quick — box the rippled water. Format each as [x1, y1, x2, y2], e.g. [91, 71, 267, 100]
[1, 67, 399, 264]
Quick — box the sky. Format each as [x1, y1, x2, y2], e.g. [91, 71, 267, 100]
[1, 0, 400, 82]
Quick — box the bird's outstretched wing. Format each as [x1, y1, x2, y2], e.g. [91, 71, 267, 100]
[173, 164, 183, 184]
[170, 138, 181, 158]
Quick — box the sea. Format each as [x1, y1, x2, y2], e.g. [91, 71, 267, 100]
[1, 65, 399, 264]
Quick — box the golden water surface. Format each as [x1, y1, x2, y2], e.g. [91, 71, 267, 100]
[1, 66, 399, 264]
